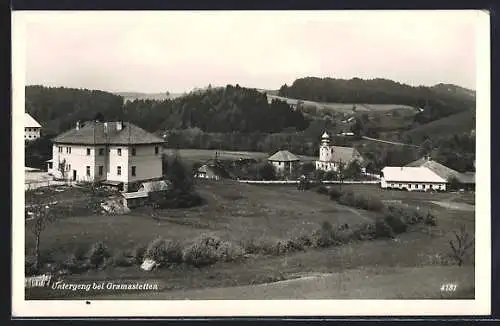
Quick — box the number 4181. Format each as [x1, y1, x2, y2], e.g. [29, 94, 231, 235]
[441, 283, 457, 292]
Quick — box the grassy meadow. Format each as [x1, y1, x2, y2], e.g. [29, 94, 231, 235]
[25, 180, 475, 300]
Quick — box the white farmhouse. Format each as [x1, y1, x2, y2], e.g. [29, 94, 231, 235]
[47, 120, 165, 191]
[25, 113, 41, 141]
[380, 166, 447, 191]
[315, 131, 364, 172]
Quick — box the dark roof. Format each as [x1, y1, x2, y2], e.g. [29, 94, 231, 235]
[318, 146, 364, 164]
[52, 121, 165, 145]
[457, 172, 475, 184]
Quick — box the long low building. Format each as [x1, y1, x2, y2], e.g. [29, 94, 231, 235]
[380, 166, 447, 191]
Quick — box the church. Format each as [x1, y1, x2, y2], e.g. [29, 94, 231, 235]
[315, 131, 364, 172]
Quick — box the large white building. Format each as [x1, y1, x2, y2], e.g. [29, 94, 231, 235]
[25, 113, 41, 141]
[315, 131, 364, 172]
[380, 166, 447, 191]
[47, 120, 165, 191]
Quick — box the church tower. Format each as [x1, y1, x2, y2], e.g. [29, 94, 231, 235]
[319, 131, 334, 162]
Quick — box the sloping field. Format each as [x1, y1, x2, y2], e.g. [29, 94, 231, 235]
[164, 148, 316, 163]
[25, 180, 376, 262]
[403, 110, 475, 142]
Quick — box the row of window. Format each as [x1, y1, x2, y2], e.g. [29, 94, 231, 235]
[25, 128, 39, 132]
[58, 146, 160, 156]
[25, 135, 38, 139]
[83, 165, 137, 177]
[389, 183, 442, 189]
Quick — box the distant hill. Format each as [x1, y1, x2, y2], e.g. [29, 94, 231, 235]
[279, 77, 475, 124]
[403, 109, 476, 143]
[116, 92, 183, 102]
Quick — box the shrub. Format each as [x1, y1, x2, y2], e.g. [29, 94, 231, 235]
[111, 251, 135, 267]
[448, 224, 474, 266]
[316, 185, 329, 195]
[384, 213, 408, 234]
[144, 238, 183, 264]
[351, 223, 375, 240]
[86, 242, 110, 269]
[129, 243, 147, 264]
[328, 188, 342, 200]
[311, 221, 337, 248]
[374, 218, 394, 238]
[425, 212, 438, 226]
[182, 234, 244, 267]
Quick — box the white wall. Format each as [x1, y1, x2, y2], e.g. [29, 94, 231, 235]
[315, 160, 337, 172]
[319, 145, 334, 162]
[25, 127, 41, 141]
[49, 144, 97, 182]
[107, 146, 129, 183]
[127, 144, 163, 182]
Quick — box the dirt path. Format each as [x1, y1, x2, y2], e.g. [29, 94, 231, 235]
[361, 136, 421, 148]
[95, 266, 474, 300]
[430, 201, 475, 212]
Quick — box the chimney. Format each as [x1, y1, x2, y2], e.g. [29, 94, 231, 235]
[117, 121, 123, 131]
[104, 122, 108, 134]
[76, 121, 80, 130]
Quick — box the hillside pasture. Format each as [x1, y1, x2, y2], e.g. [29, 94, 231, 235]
[267, 95, 417, 113]
[163, 148, 316, 163]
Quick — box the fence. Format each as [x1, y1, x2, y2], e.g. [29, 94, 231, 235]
[25, 179, 75, 191]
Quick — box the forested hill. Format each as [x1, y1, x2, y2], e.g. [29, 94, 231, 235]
[25, 85, 309, 135]
[278, 77, 475, 123]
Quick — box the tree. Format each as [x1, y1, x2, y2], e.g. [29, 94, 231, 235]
[94, 112, 105, 122]
[447, 176, 462, 191]
[448, 224, 474, 266]
[25, 190, 57, 272]
[258, 162, 277, 180]
[166, 155, 193, 193]
[343, 160, 363, 180]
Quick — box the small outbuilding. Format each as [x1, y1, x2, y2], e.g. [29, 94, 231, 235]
[267, 150, 300, 175]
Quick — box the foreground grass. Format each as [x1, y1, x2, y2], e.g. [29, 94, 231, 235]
[26, 231, 474, 299]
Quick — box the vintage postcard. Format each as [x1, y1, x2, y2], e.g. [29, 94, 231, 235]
[12, 10, 490, 317]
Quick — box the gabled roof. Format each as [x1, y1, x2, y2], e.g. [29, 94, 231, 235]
[139, 180, 169, 192]
[405, 158, 460, 180]
[268, 150, 300, 162]
[319, 146, 364, 164]
[52, 121, 165, 145]
[25, 113, 41, 128]
[381, 166, 446, 183]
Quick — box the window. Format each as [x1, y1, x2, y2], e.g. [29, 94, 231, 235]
[86, 148, 91, 156]
[66, 147, 71, 154]
[117, 166, 121, 176]
[98, 166, 103, 176]
[58, 146, 62, 153]
[155, 146, 159, 155]
[131, 148, 136, 156]
[131, 166, 136, 177]
[86, 166, 91, 176]
[98, 148, 104, 156]
[117, 148, 122, 156]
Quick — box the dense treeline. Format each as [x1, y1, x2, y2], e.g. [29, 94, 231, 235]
[26, 85, 308, 134]
[279, 77, 475, 124]
[25, 86, 124, 135]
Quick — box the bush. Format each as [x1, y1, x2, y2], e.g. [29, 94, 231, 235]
[86, 242, 110, 269]
[144, 238, 183, 264]
[129, 243, 147, 264]
[183, 234, 244, 267]
[111, 251, 135, 267]
[351, 223, 375, 240]
[311, 221, 337, 248]
[425, 212, 438, 226]
[328, 188, 342, 200]
[384, 213, 408, 234]
[374, 218, 394, 238]
[316, 185, 329, 195]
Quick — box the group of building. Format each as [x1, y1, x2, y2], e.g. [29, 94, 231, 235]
[25, 113, 475, 193]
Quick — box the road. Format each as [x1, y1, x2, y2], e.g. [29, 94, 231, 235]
[361, 136, 421, 148]
[94, 266, 473, 300]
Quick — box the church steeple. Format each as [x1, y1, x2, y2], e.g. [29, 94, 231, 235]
[321, 131, 330, 146]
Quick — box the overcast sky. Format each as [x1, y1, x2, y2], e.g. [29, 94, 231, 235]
[18, 10, 482, 93]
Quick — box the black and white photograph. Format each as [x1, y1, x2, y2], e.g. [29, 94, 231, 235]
[12, 10, 490, 317]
